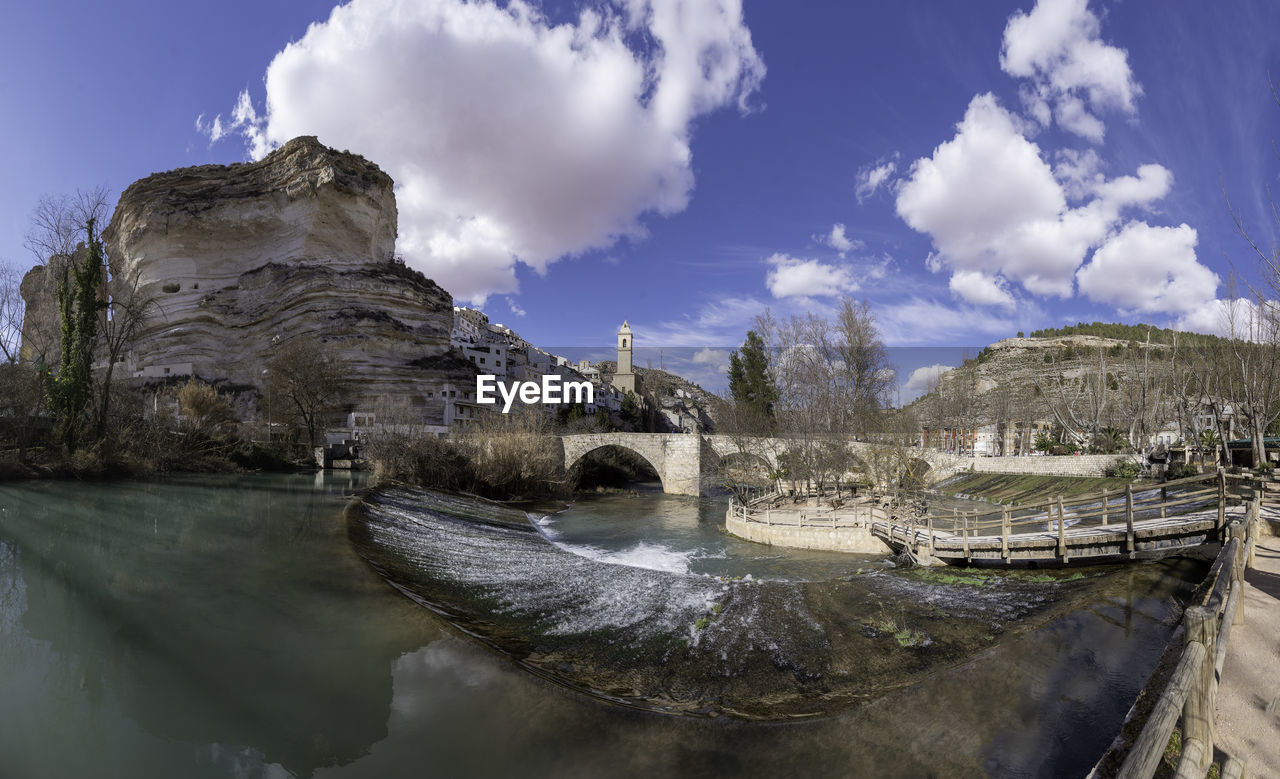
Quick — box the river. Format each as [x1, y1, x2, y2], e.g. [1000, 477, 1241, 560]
[0, 473, 1205, 778]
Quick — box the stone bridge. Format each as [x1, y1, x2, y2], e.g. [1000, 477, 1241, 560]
[560, 433, 963, 497]
[561, 433, 1138, 496]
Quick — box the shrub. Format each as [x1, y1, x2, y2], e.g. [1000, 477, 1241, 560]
[1164, 462, 1200, 480]
[1105, 460, 1143, 479]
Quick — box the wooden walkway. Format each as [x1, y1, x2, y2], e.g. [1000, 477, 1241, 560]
[871, 471, 1250, 565]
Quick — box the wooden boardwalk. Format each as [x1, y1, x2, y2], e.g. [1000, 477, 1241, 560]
[871, 471, 1251, 565]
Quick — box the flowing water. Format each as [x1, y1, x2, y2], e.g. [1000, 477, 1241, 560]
[535, 482, 892, 579]
[0, 473, 1207, 778]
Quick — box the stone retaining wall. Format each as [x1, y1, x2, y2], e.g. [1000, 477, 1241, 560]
[725, 512, 892, 554]
[944, 454, 1138, 478]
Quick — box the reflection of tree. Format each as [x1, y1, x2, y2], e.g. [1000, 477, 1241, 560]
[0, 476, 438, 777]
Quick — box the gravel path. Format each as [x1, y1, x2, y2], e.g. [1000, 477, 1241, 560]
[1214, 531, 1280, 778]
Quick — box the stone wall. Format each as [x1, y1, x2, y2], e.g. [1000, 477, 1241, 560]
[725, 512, 892, 554]
[946, 454, 1138, 478]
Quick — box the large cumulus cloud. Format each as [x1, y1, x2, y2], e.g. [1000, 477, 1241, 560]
[203, 0, 764, 304]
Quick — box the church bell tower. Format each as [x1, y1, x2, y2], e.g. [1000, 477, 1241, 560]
[614, 321, 636, 394]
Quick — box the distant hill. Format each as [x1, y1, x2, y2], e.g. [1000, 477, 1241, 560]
[908, 323, 1215, 445]
[1024, 321, 1225, 349]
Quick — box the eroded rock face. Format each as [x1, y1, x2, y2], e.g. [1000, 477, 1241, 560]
[98, 136, 470, 418]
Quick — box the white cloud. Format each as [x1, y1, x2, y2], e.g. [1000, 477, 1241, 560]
[1175, 298, 1259, 337]
[194, 114, 226, 143]
[949, 270, 1016, 309]
[505, 297, 526, 317]
[1076, 222, 1217, 314]
[639, 295, 776, 346]
[896, 94, 1070, 294]
[822, 223, 860, 255]
[765, 253, 859, 299]
[856, 156, 898, 203]
[691, 347, 731, 373]
[895, 94, 1209, 314]
[877, 298, 1020, 345]
[1000, 0, 1141, 142]
[902, 363, 954, 398]
[1053, 148, 1103, 200]
[201, 0, 764, 306]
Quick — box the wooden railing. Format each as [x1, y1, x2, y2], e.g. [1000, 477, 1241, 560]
[880, 471, 1253, 563]
[927, 471, 1232, 534]
[1103, 493, 1263, 779]
[729, 488, 884, 528]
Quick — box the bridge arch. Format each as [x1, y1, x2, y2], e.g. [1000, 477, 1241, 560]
[566, 443, 665, 490]
[561, 433, 704, 496]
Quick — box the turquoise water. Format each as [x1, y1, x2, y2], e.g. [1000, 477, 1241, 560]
[0, 474, 1202, 777]
[535, 482, 893, 579]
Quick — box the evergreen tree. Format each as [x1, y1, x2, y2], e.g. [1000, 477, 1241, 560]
[46, 218, 105, 451]
[728, 330, 777, 420]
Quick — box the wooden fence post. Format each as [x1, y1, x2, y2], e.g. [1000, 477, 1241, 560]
[1233, 527, 1247, 628]
[927, 513, 935, 557]
[1125, 483, 1135, 559]
[1101, 488, 1109, 525]
[1160, 485, 1167, 519]
[1217, 469, 1226, 534]
[1001, 506, 1010, 563]
[962, 512, 970, 561]
[1057, 495, 1068, 562]
[1181, 606, 1217, 773]
[1246, 498, 1258, 569]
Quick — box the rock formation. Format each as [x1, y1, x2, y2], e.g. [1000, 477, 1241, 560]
[33, 135, 473, 424]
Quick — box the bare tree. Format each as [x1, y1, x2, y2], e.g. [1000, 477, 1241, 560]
[24, 187, 112, 265]
[748, 298, 898, 497]
[93, 264, 155, 439]
[1221, 293, 1280, 467]
[265, 337, 355, 449]
[1217, 73, 1280, 467]
[0, 265, 22, 365]
[1037, 346, 1111, 449]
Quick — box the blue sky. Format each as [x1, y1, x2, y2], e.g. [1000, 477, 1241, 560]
[3, 0, 1279, 395]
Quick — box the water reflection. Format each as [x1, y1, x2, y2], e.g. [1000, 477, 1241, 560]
[0, 475, 1205, 778]
[0, 474, 440, 778]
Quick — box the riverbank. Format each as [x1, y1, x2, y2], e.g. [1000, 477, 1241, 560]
[0, 444, 301, 482]
[936, 472, 1140, 504]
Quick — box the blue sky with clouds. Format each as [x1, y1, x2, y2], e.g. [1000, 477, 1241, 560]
[2, 0, 1279, 395]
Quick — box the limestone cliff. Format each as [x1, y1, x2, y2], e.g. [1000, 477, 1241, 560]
[96, 136, 471, 420]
